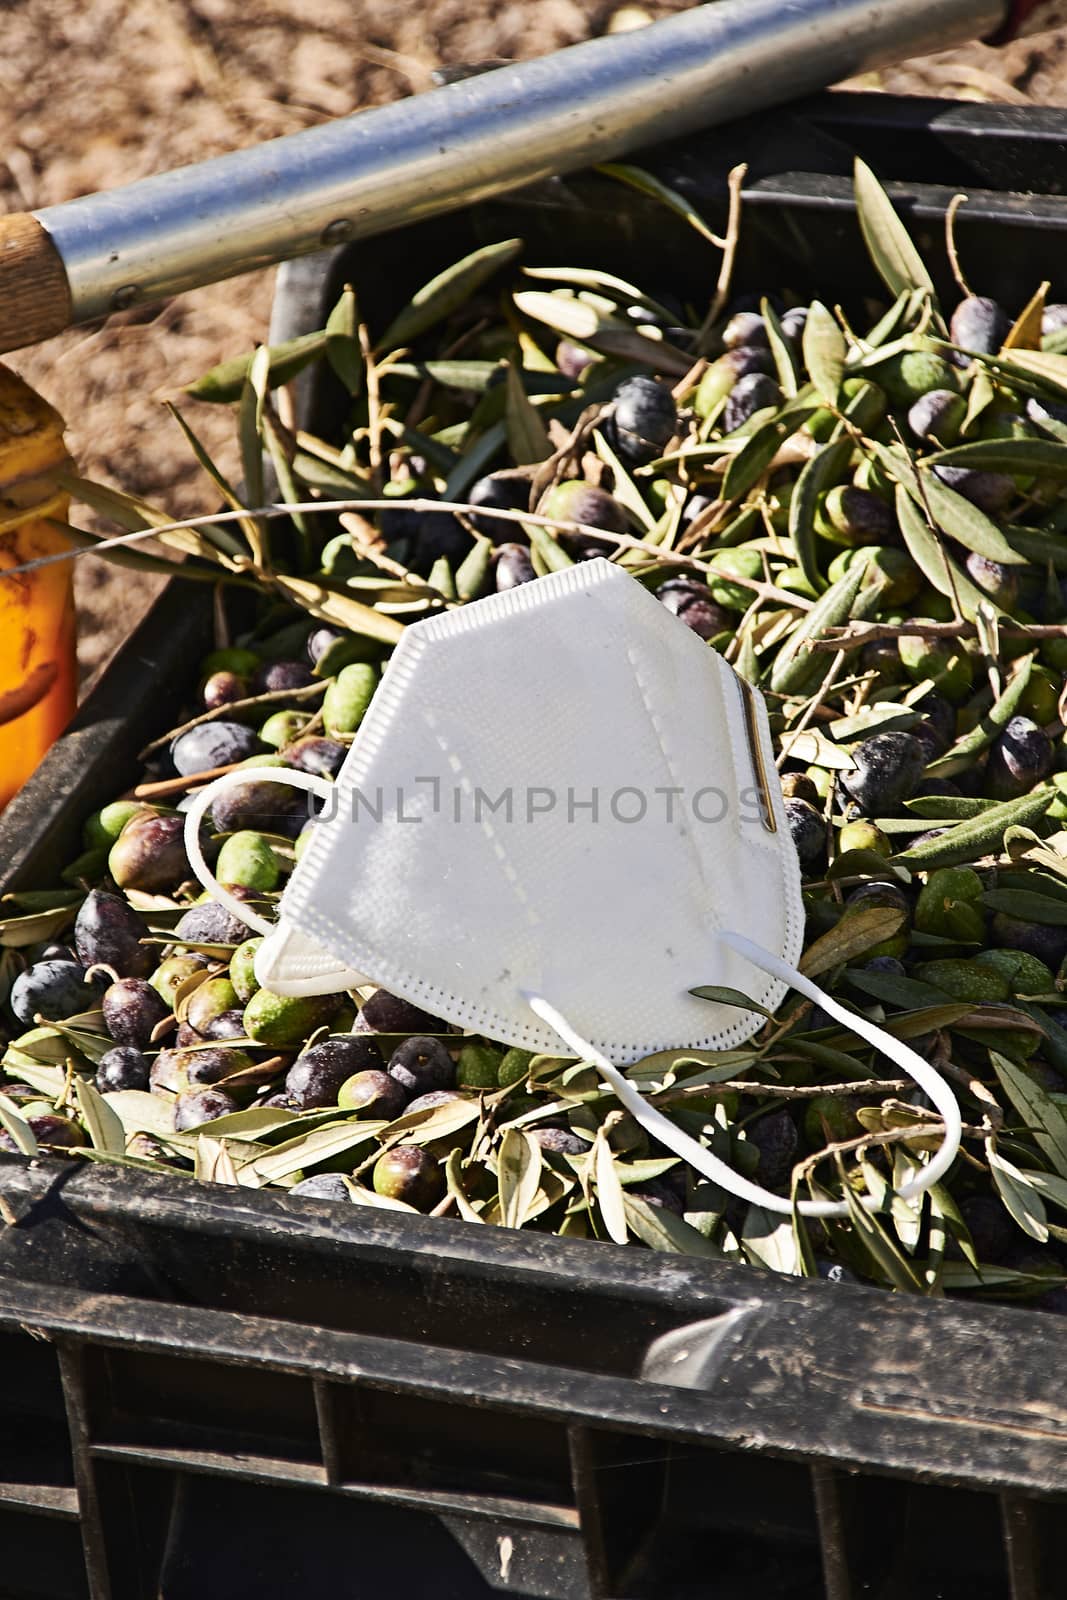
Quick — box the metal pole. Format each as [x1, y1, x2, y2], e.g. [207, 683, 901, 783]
[33, 0, 1005, 326]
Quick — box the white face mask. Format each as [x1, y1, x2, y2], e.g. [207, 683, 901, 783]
[186, 559, 959, 1218]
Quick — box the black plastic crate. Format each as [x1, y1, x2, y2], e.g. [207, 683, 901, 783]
[2, 90, 1067, 1599]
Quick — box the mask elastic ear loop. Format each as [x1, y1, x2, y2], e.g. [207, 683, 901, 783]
[182, 766, 337, 939]
[526, 933, 962, 1220]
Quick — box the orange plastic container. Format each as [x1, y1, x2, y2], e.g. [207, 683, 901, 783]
[0, 366, 76, 810]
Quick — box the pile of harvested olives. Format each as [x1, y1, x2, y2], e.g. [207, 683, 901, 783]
[7, 158, 1067, 1300]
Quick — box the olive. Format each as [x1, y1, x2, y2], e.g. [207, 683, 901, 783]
[387, 1035, 456, 1096]
[908, 388, 966, 446]
[306, 626, 345, 666]
[0, 1114, 85, 1151]
[284, 737, 346, 779]
[555, 340, 595, 382]
[171, 721, 262, 776]
[780, 773, 821, 805]
[655, 578, 731, 641]
[286, 1036, 385, 1109]
[531, 1126, 588, 1155]
[607, 375, 678, 465]
[102, 978, 170, 1048]
[372, 1146, 444, 1210]
[723, 372, 781, 432]
[467, 471, 531, 543]
[964, 552, 1019, 610]
[173, 1088, 238, 1130]
[211, 777, 309, 838]
[290, 1173, 352, 1201]
[10, 960, 102, 1026]
[201, 671, 249, 712]
[74, 890, 153, 978]
[779, 307, 808, 344]
[252, 659, 315, 695]
[840, 732, 926, 815]
[539, 480, 629, 536]
[337, 1069, 408, 1119]
[355, 990, 449, 1035]
[695, 347, 775, 415]
[150, 1046, 253, 1095]
[404, 1090, 467, 1115]
[109, 814, 190, 893]
[174, 902, 251, 948]
[816, 485, 895, 548]
[986, 716, 1054, 799]
[949, 296, 1011, 355]
[723, 311, 769, 349]
[746, 1109, 798, 1190]
[95, 1046, 150, 1093]
[495, 543, 537, 590]
[784, 798, 825, 867]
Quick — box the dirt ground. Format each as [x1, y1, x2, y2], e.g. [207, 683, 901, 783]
[3, 1, 1067, 685]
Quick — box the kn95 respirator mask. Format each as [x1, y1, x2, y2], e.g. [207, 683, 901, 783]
[185, 558, 960, 1218]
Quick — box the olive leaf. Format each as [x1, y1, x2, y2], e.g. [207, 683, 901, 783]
[799, 908, 905, 979]
[0, 1060, 66, 1098]
[622, 1192, 725, 1256]
[378, 238, 523, 351]
[456, 536, 493, 603]
[843, 969, 946, 1010]
[102, 1089, 176, 1138]
[838, 1158, 924, 1292]
[165, 403, 269, 569]
[917, 471, 1028, 567]
[895, 485, 1004, 622]
[895, 787, 1055, 868]
[592, 427, 656, 532]
[803, 301, 846, 406]
[721, 403, 816, 504]
[56, 470, 245, 565]
[980, 889, 1067, 925]
[853, 158, 936, 303]
[769, 559, 868, 697]
[0, 902, 80, 949]
[991, 1051, 1067, 1179]
[238, 344, 270, 516]
[593, 1131, 628, 1245]
[761, 299, 801, 398]
[1002, 281, 1049, 351]
[905, 795, 995, 819]
[523, 264, 677, 324]
[987, 1141, 1049, 1242]
[498, 1126, 543, 1230]
[445, 1149, 485, 1224]
[272, 575, 406, 644]
[689, 985, 775, 1019]
[325, 284, 364, 395]
[790, 435, 853, 595]
[927, 436, 1067, 479]
[504, 361, 552, 466]
[595, 163, 725, 249]
[380, 1097, 481, 1145]
[0, 1096, 37, 1157]
[741, 1204, 803, 1275]
[513, 291, 692, 376]
[444, 419, 508, 500]
[245, 1120, 385, 1184]
[528, 522, 575, 575]
[195, 1135, 241, 1186]
[186, 331, 329, 403]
